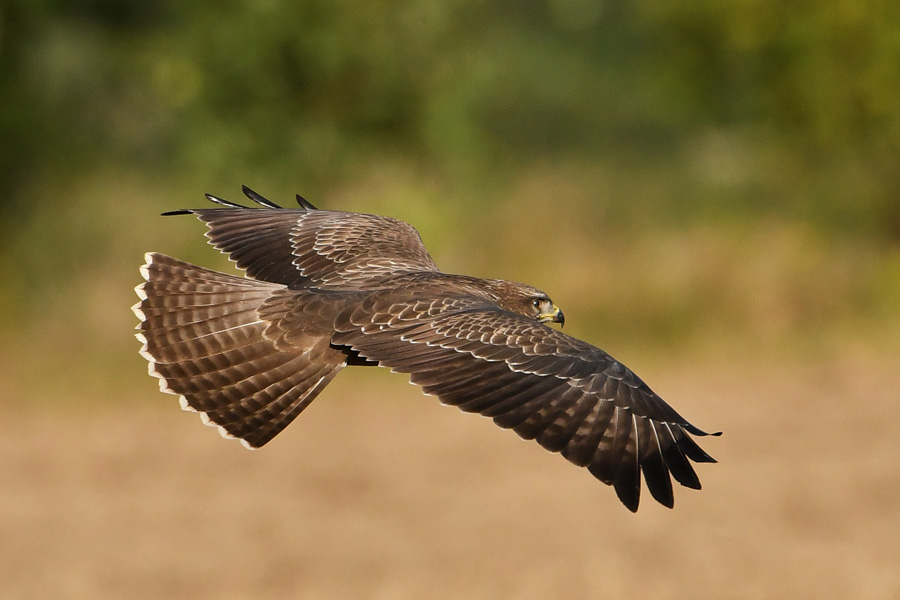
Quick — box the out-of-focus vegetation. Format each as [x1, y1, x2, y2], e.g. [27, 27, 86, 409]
[1, 0, 899, 403]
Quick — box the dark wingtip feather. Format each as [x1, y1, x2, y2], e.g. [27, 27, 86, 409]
[296, 194, 318, 210]
[161, 209, 194, 216]
[684, 422, 723, 437]
[639, 425, 675, 508]
[651, 489, 674, 508]
[654, 423, 702, 489]
[678, 432, 718, 463]
[205, 193, 249, 209]
[644, 472, 675, 508]
[615, 479, 641, 513]
[241, 185, 282, 209]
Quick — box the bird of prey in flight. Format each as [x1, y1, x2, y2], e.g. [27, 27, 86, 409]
[133, 186, 718, 511]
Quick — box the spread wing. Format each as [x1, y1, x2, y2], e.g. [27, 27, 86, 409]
[167, 187, 439, 289]
[332, 295, 719, 512]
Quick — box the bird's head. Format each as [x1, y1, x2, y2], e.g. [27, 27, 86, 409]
[491, 281, 565, 327]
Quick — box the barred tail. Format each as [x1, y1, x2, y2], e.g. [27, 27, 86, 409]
[132, 252, 342, 448]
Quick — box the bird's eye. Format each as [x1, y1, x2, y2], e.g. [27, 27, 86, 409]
[532, 298, 543, 310]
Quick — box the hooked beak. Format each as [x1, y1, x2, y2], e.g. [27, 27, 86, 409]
[538, 304, 565, 328]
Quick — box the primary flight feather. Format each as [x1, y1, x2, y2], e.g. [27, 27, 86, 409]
[133, 186, 719, 511]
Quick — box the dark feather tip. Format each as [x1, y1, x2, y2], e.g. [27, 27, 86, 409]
[204, 193, 248, 209]
[684, 423, 723, 437]
[241, 186, 282, 209]
[296, 194, 318, 210]
[161, 209, 194, 216]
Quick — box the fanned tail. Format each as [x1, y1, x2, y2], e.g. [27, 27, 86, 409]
[133, 252, 343, 448]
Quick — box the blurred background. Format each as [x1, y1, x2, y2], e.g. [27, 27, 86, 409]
[1, 1, 899, 598]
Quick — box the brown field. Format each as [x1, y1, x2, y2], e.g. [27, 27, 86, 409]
[2, 344, 898, 599]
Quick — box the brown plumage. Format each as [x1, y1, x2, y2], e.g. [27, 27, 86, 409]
[133, 186, 719, 511]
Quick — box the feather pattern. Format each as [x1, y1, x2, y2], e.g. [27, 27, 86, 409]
[135, 188, 719, 511]
[165, 195, 439, 289]
[331, 298, 717, 511]
[134, 253, 345, 448]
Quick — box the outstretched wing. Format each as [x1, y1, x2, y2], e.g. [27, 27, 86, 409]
[168, 187, 439, 289]
[332, 295, 719, 512]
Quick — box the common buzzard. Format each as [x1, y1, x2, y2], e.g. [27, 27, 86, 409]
[133, 187, 719, 511]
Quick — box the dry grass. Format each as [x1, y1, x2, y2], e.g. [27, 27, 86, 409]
[2, 345, 898, 599]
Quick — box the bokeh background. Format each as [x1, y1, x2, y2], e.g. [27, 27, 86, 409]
[2, 1, 899, 598]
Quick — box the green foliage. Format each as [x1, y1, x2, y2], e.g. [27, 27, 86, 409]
[4, 1, 900, 224]
[1, 0, 899, 375]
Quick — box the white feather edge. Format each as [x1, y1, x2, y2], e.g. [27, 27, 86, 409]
[133, 251, 257, 451]
[150, 354, 257, 451]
